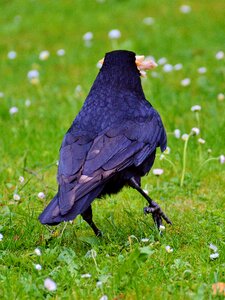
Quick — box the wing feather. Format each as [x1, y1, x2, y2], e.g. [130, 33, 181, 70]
[56, 108, 166, 216]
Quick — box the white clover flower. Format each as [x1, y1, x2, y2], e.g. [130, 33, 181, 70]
[0, 233, 3, 241]
[81, 273, 92, 278]
[164, 146, 171, 154]
[38, 192, 45, 199]
[215, 51, 224, 60]
[191, 105, 201, 112]
[44, 278, 57, 291]
[180, 5, 191, 14]
[74, 84, 83, 95]
[159, 225, 165, 231]
[27, 70, 39, 80]
[163, 64, 173, 73]
[210, 253, 219, 260]
[152, 168, 164, 176]
[83, 32, 93, 41]
[182, 133, 189, 141]
[9, 106, 18, 115]
[181, 78, 191, 86]
[25, 99, 31, 107]
[217, 93, 224, 101]
[143, 17, 155, 25]
[96, 281, 103, 288]
[96, 61, 103, 69]
[174, 129, 181, 139]
[39, 50, 50, 61]
[34, 248, 41, 256]
[7, 51, 17, 59]
[13, 194, 20, 201]
[141, 238, 149, 242]
[0, 92, 4, 98]
[198, 67, 207, 74]
[219, 155, 225, 164]
[100, 296, 108, 300]
[35, 264, 42, 270]
[165, 245, 173, 253]
[108, 29, 121, 39]
[57, 49, 65, 56]
[209, 243, 218, 252]
[19, 176, 24, 183]
[157, 57, 167, 65]
[198, 138, 206, 144]
[191, 127, 200, 135]
[75, 85, 82, 94]
[174, 63, 183, 70]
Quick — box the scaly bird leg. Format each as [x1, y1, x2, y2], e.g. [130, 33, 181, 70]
[129, 177, 172, 229]
[81, 205, 102, 237]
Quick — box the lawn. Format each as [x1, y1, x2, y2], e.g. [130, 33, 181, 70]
[0, 0, 224, 299]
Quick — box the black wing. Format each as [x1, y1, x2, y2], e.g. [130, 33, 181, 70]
[39, 108, 166, 223]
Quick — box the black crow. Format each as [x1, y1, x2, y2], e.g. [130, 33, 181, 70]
[39, 50, 171, 235]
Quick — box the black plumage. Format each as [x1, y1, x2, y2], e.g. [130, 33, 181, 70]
[39, 50, 171, 235]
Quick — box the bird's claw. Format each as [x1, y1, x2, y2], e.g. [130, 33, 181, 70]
[144, 201, 172, 229]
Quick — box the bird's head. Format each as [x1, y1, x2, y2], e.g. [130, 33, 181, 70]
[98, 50, 157, 77]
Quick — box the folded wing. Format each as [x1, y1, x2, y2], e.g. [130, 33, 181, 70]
[39, 108, 166, 223]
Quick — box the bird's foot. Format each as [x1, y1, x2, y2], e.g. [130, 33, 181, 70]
[144, 200, 172, 229]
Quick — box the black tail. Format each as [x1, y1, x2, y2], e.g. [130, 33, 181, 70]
[38, 186, 103, 225]
[39, 193, 61, 225]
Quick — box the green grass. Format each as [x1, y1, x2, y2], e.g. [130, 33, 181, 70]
[0, 0, 225, 299]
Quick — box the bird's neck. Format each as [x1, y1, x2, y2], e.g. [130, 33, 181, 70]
[90, 65, 145, 98]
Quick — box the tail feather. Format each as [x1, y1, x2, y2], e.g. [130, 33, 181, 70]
[38, 186, 103, 225]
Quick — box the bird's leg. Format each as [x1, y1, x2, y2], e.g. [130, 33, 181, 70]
[128, 177, 172, 228]
[81, 205, 102, 237]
